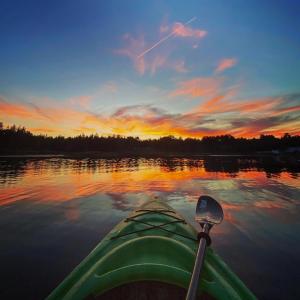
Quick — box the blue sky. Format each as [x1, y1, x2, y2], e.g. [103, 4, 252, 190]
[0, 0, 299, 137]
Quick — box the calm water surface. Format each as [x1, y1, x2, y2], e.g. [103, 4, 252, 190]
[0, 157, 299, 300]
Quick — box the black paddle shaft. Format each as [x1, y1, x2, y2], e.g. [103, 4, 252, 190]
[185, 223, 210, 300]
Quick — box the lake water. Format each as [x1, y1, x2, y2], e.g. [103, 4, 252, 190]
[0, 157, 299, 300]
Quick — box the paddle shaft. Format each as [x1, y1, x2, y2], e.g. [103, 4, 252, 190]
[185, 223, 210, 300]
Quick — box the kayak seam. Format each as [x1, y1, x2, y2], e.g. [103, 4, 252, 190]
[94, 263, 191, 278]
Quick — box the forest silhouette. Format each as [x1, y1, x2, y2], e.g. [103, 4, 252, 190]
[0, 123, 299, 155]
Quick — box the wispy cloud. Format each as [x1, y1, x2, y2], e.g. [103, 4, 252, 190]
[101, 81, 118, 94]
[115, 36, 188, 76]
[215, 58, 237, 73]
[115, 17, 206, 75]
[150, 56, 188, 75]
[170, 77, 223, 98]
[0, 96, 89, 132]
[114, 33, 147, 75]
[172, 21, 207, 39]
[69, 95, 92, 110]
[28, 127, 58, 134]
[149, 54, 167, 75]
[172, 60, 188, 73]
[0, 97, 47, 120]
[229, 114, 300, 137]
[191, 95, 280, 115]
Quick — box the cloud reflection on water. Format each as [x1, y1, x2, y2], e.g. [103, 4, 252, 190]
[0, 157, 299, 239]
[0, 157, 299, 300]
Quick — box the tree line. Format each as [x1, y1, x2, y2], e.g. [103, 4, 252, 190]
[0, 123, 299, 154]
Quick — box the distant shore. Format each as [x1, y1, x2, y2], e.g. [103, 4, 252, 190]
[1, 150, 299, 162]
[1, 125, 300, 163]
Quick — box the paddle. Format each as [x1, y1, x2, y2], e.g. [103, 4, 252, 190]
[186, 195, 224, 300]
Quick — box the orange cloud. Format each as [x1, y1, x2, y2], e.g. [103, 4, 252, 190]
[0, 98, 42, 120]
[191, 95, 226, 114]
[0, 96, 93, 136]
[215, 58, 237, 73]
[272, 104, 300, 116]
[1, 91, 299, 139]
[0, 96, 92, 123]
[188, 87, 281, 116]
[29, 127, 59, 134]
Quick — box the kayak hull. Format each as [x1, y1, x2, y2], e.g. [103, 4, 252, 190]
[47, 200, 256, 300]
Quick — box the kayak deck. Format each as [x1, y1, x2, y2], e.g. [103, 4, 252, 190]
[47, 200, 256, 300]
[94, 281, 213, 300]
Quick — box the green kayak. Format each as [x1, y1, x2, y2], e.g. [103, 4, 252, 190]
[47, 200, 256, 300]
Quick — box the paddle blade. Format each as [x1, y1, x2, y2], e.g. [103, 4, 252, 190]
[195, 195, 224, 226]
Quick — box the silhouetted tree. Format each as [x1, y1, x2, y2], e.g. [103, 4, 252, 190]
[0, 122, 299, 155]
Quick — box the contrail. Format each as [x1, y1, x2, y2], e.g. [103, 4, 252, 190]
[137, 17, 197, 59]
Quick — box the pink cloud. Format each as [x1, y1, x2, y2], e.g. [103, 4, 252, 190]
[172, 60, 188, 73]
[115, 18, 207, 75]
[115, 35, 188, 75]
[170, 77, 223, 98]
[150, 55, 167, 75]
[272, 104, 300, 115]
[0, 97, 89, 125]
[69, 96, 92, 109]
[150, 57, 188, 75]
[102, 81, 118, 93]
[160, 24, 169, 33]
[172, 22, 207, 38]
[138, 20, 206, 59]
[190, 92, 281, 116]
[215, 58, 237, 73]
[114, 34, 147, 75]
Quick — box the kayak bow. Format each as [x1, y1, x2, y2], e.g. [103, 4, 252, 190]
[46, 200, 256, 300]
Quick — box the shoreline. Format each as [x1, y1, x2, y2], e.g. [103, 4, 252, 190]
[0, 151, 299, 160]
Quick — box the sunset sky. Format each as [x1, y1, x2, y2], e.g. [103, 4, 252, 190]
[1, 0, 299, 138]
